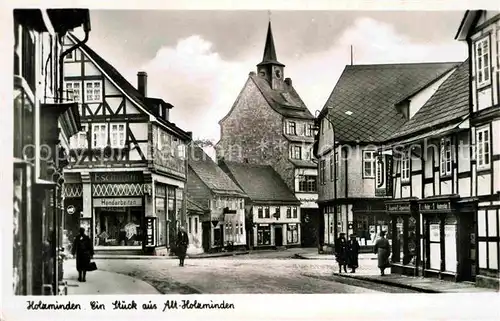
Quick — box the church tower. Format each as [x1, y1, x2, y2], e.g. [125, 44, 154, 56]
[256, 21, 285, 90]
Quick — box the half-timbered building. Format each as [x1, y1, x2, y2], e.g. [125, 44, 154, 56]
[13, 9, 90, 295]
[456, 10, 500, 289]
[315, 62, 460, 252]
[219, 161, 301, 249]
[187, 146, 247, 253]
[61, 34, 192, 256]
[381, 60, 474, 282]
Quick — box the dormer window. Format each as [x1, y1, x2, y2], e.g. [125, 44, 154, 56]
[475, 36, 491, 88]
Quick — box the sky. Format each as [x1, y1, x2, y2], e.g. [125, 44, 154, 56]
[81, 10, 468, 144]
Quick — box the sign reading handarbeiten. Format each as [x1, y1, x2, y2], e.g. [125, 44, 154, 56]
[93, 197, 143, 207]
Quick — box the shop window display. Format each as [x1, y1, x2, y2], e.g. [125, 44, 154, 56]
[96, 208, 142, 246]
[287, 224, 299, 244]
[257, 225, 271, 245]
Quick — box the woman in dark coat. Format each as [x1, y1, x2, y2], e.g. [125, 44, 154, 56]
[347, 234, 360, 273]
[373, 230, 391, 276]
[71, 227, 94, 282]
[334, 233, 348, 273]
[176, 226, 189, 267]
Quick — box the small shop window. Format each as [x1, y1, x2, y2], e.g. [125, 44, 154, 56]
[287, 225, 299, 244]
[257, 225, 271, 245]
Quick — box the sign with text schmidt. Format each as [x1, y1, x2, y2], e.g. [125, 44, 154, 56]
[93, 198, 143, 207]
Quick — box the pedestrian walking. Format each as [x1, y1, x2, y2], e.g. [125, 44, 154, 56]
[71, 227, 94, 282]
[176, 226, 189, 267]
[334, 233, 348, 273]
[347, 234, 360, 273]
[373, 230, 391, 276]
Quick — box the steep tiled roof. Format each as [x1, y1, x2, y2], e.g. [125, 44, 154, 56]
[69, 34, 190, 139]
[189, 146, 246, 196]
[250, 74, 314, 120]
[322, 62, 461, 142]
[219, 161, 300, 204]
[389, 59, 470, 140]
[187, 198, 209, 214]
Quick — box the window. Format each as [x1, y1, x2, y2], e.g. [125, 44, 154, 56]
[194, 217, 198, 234]
[257, 225, 271, 245]
[85, 80, 102, 103]
[335, 152, 339, 180]
[65, 81, 81, 103]
[264, 207, 270, 218]
[287, 121, 297, 135]
[376, 158, 384, 188]
[240, 199, 243, 209]
[287, 224, 299, 243]
[330, 153, 334, 181]
[298, 175, 317, 192]
[177, 144, 186, 159]
[110, 123, 126, 148]
[440, 138, 452, 176]
[401, 150, 410, 182]
[275, 207, 281, 219]
[319, 160, 326, 184]
[257, 207, 263, 218]
[305, 124, 313, 137]
[70, 124, 88, 149]
[476, 126, 490, 169]
[188, 217, 192, 234]
[363, 151, 376, 178]
[475, 37, 490, 88]
[286, 207, 292, 218]
[92, 123, 108, 148]
[304, 148, 311, 160]
[292, 207, 298, 218]
[291, 145, 302, 159]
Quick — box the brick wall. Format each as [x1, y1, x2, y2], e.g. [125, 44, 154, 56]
[216, 77, 295, 190]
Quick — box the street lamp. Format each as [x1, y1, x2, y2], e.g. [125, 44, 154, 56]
[313, 108, 338, 253]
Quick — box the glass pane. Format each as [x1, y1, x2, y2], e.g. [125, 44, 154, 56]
[488, 242, 498, 270]
[478, 241, 487, 269]
[430, 243, 441, 270]
[444, 225, 457, 273]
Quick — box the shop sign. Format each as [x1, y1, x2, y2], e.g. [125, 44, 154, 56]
[260, 224, 269, 227]
[66, 205, 76, 215]
[420, 203, 434, 211]
[94, 197, 143, 207]
[436, 202, 450, 210]
[429, 224, 440, 242]
[145, 217, 156, 247]
[387, 203, 410, 212]
[92, 172, 143, 183]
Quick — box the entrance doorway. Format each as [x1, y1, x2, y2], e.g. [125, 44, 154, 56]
[275, 226, 283, 246]
[459, 213, 476, 281]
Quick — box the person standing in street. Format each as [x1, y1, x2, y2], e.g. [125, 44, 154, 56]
[71, 227, 94, 282]
[347, 234, 360, 273]
[334, 233, 348, 273]
[373, 230, 391, 276]
[176, 226, 189, 267]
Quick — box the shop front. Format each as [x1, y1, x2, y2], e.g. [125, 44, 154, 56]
[386, 198, 420, 276]
[419, 196, 477, 282]
[352, 201, 391, 248]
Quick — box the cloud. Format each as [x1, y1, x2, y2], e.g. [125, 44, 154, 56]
[118, 17, 467, 161]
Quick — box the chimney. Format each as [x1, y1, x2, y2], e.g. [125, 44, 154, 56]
[137, 71, 147, 97]
[284, 78, 292, 86]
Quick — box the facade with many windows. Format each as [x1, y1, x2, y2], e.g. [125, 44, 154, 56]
[216, 21, 319, 247]
[13, 9, 90, 295]
[61, 35, 191, 256]
[456, 10, 500, 288]
[315, 61, 460, 251]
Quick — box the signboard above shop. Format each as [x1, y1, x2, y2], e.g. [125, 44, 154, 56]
[93, 197, 143, 207]
[92, 172, 143, 183]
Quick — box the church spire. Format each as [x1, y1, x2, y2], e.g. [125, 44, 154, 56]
[258, 21, 284, 67]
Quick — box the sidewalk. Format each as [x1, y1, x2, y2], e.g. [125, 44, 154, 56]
[327, 258, 498, 293]
[63, 259, 160, 294]
[294, 252, 378, 260]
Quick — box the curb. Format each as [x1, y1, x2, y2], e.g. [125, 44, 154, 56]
[332, 273, 441, 293]
[293, 254, 378, 260]
[188, 251, 250, 259]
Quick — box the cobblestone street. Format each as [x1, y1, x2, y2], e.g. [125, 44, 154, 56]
[87, 251, 409, 294]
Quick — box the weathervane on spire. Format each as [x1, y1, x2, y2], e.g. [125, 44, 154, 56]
[268, 10, 272, 22]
